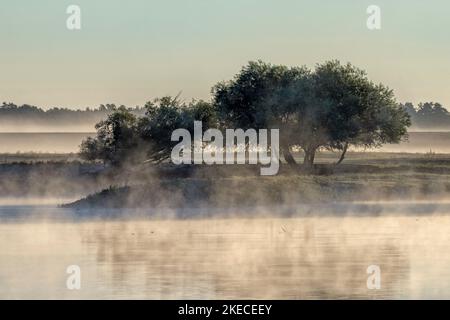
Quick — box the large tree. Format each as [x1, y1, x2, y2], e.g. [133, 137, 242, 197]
[213, 60, 411, 167]
[80, 106, 141, 166]
[81, 97, 217, 165]
[213, 61, 310, 164]
[138, 96, 217, 163]
[301, 61, 411, 166]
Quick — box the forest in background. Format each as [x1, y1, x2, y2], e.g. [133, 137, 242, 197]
[0, 101, 448, 132]
[0, 103, 145, 132]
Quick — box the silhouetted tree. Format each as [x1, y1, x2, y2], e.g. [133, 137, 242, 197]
[139, 97, 217, 163]
[213, 61, 310, 164]
[400, 102, 450, 129]
[311, 61, 411, 165]
[80, 106, 141, 166]
[213, 60, 411, 167]
[80, 97, 217, 165]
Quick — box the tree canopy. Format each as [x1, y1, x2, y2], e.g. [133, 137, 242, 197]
[403, 102, 450, 129]
[213, 60, 411, 166]
[80, 97, 216, 166]
[79, 60, 413, 168]
[80, 106, 141, 166]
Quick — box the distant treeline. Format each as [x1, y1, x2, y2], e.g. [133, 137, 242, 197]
[1, 101, 449, 131]
[0, 103, 146, 132]
[402, 102, 450, 130]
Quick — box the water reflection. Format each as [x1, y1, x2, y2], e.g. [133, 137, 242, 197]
[77, 218, 412, 299]
[1, 207, 450, 299]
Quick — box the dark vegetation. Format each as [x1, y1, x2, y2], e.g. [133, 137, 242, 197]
[79, 97, 216, 165]
[402, 102, 450, 130]
[0, 103, 145, 131]
[79, 61, 411, 168]
[2, 151, 450, 208]
[2, 60, 449, 209]
[64, 152, 450, 209]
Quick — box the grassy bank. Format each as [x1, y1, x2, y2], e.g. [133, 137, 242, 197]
[63, 152, 450, 209]
[2, 152, 450, 208]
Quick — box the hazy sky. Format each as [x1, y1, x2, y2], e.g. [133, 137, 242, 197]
[1, 0, 449, 109]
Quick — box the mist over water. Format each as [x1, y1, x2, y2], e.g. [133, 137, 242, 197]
[0, 203, 449, 299]
[1, 130, 450, 299]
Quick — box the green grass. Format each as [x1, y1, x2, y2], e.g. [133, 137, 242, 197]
[64, 153, 450, 208]
[2, 151, 450, 208]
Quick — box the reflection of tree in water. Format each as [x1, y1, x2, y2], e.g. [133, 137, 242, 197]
[79, 218, 410, 299]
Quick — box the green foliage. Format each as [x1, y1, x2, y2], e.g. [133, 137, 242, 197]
[213, 60, 310, 130]
[213, 60, 411, 166]
[81, 97, 217, 165]
[403, 102, 450, 128]
[80, 106, 141, 166]
[212, 60, 311, 164]
[138, 97, 217, 163]
[81, 60, 412, 167]
[311, 61, 411, 150]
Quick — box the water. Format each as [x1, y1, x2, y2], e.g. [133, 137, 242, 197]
[1, 203, 450, 299]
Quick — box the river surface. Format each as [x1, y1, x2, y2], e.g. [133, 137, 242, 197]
[1, 202, 450, 299]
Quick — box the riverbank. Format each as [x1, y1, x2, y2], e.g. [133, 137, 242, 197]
[64, 152, 450, 209]
[2, 152, 450, 209]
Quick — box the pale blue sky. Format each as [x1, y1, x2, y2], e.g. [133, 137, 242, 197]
[1, 0, 449, 109]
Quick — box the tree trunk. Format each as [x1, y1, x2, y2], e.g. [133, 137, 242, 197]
[281, 143, 297, 165]
[303, 147, 316, 168]
[335, 142, 349, 165]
